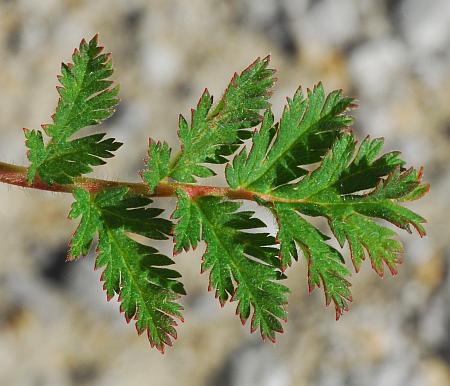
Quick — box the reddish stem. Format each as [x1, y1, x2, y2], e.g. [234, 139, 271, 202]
[0, 161, 255, 201]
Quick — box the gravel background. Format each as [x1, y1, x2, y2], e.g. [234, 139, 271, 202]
[0, 1, 449, 385]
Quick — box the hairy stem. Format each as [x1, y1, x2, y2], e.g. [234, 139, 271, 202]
[0, 161, 257, 201]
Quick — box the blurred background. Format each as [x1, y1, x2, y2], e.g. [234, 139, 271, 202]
[0, 1, 449, 385]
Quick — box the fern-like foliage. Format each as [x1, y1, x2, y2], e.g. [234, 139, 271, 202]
[226, 84, 356, 191]
[69, 187, 184, 352]
[166, 57, 275, 183]
[0, 36, 427, 352]
[226, 95, 428, 318]
[25, 35, 121, 185]
[173, 190, 288, 341]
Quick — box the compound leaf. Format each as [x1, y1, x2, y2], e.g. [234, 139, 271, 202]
[228, 87, 427, 318]
[68, 187, 184, 352]
[12, 42, 430, 350]
[26, 35, 121, 185]
[173, 195, 288, 341]
[227, 84, 355, 192]
[169, 57, 275, 183]
[267, 133, 427, 291]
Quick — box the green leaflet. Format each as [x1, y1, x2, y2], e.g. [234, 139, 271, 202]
[172, 189, 202, 253]
[226, 84, 355, 192]
[68, 187, 184, 352]
[173, 194, 288, 341]
[275, 134, 427, 273]
[275, 203, 352, 319]
[68, 188, 100, 258]
[228, 96, 427, 318]
[169, 57, 276, 183]
[26, 35, 121, 185]
[142, 140, 171, 193]
[226, 110, 276, 190]
[271, 133, 427, 279]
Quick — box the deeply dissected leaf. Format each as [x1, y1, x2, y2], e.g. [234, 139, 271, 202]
[274, 134, 427, 275]
[68, 187, 184, 352]
[227, 84, 427, 318]
[275, 203, 352, 319]
[26, 35, 121, 185]
[169, 57, 276, 183]
[173, 195, 288, 341]
[226, 84, 355, 192]
[15, 38, 428, 352]
[243, 131, 426, 315]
